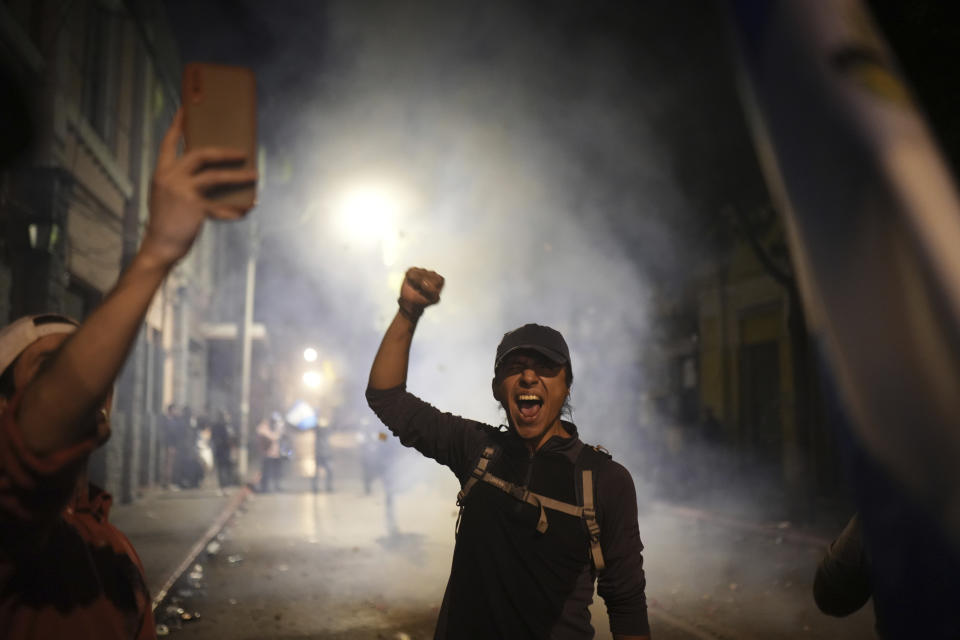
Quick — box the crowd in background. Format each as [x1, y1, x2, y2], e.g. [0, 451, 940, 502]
[161, 405, 237, 493]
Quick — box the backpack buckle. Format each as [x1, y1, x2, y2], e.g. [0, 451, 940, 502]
[583, 507, 601, 539]
[508, 485, 528, 501]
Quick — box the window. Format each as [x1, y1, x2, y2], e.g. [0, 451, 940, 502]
[81, 2, 121, 147]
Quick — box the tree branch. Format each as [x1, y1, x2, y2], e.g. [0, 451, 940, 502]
[730, 206, 795, 290]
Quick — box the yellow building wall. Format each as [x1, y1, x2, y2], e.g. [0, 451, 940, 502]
[698, 240, 797, 460]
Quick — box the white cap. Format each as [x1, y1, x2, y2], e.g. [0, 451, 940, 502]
[0, 314, 79, 375]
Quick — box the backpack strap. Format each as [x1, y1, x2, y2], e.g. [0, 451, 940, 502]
[581, 468, 605, 571]
[457, 445, 496, 506]
[478, 473, 580, 533]
[478, 472, 605, 571]
[454, 439, 609, 572]
[456, 445, 497, 535]
[577, 443, 612, 572]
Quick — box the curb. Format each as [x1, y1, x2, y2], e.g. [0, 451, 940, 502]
[648, 601, 750, 640]
[151, 486, 251, 612]
[654, 501, 831, 548]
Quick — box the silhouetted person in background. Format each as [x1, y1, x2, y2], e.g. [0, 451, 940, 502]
[176, 406, 205, 489]
[257, 413, 285, 492]
[210, 409, 236, 491]
[161, 404, 182, 489]
[361, 427, 401, 535]
[312, 422, 334, 493]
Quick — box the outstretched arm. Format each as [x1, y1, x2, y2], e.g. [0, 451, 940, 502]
[17, 109, 256, 456]
[366, 268, 487, 475]
[368, 267, 444, 390]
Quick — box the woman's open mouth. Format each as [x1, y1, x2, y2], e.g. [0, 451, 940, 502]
[515, 393, 543, 422]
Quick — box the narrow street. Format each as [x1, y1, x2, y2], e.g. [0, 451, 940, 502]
[150, 446, 877, 640]
[2, 2, 957, 639]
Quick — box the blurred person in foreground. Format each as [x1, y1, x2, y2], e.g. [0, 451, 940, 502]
[366, 267, 649, 639]
[0, 110, 256, 639]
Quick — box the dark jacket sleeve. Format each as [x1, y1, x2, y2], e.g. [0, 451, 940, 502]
[365, 384, 489, 481]
[813, 514, 872, 616]
[596, 460, 649, 636]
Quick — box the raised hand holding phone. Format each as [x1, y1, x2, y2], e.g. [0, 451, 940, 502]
[144, 109, 257, 267]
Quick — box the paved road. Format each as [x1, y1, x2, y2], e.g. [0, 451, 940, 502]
[153, 451, 876, 639]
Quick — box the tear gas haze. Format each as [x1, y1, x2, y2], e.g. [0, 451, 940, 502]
[245, 0, 714, 437]
[160, 2, 859, 637]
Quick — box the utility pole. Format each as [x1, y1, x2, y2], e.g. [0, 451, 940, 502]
[236, 147, 266, 481]
[237, 217, 258, 480]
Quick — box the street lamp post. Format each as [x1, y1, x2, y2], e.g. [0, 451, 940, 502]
[237, 216, 258, 481]
[233, 174, 402, 479]
[236, 148, 267, 482]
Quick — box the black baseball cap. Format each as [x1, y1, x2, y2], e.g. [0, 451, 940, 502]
[494, 323, 571, 372]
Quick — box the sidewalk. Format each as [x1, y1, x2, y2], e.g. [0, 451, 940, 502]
[110, 486, 249, 607]
[639, 455, 857, 550]
[652, 501, 833, 548]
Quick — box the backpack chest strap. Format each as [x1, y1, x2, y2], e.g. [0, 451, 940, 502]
[480, 473, 581, 533]
[478, 470, 606, 571]
[457, 444, 606, 571]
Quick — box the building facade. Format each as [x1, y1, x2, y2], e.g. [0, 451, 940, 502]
[0, 0, 221, 502]
[643, 210, 846, 517]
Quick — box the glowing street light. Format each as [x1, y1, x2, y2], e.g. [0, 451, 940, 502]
[331, 179, 414, 267]
[303, 347, 318, 362]
[303, 370, 323, 389]
[335, 184, 397, 243]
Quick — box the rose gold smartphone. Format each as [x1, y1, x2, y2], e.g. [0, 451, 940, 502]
[182, 62, 257, 210]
